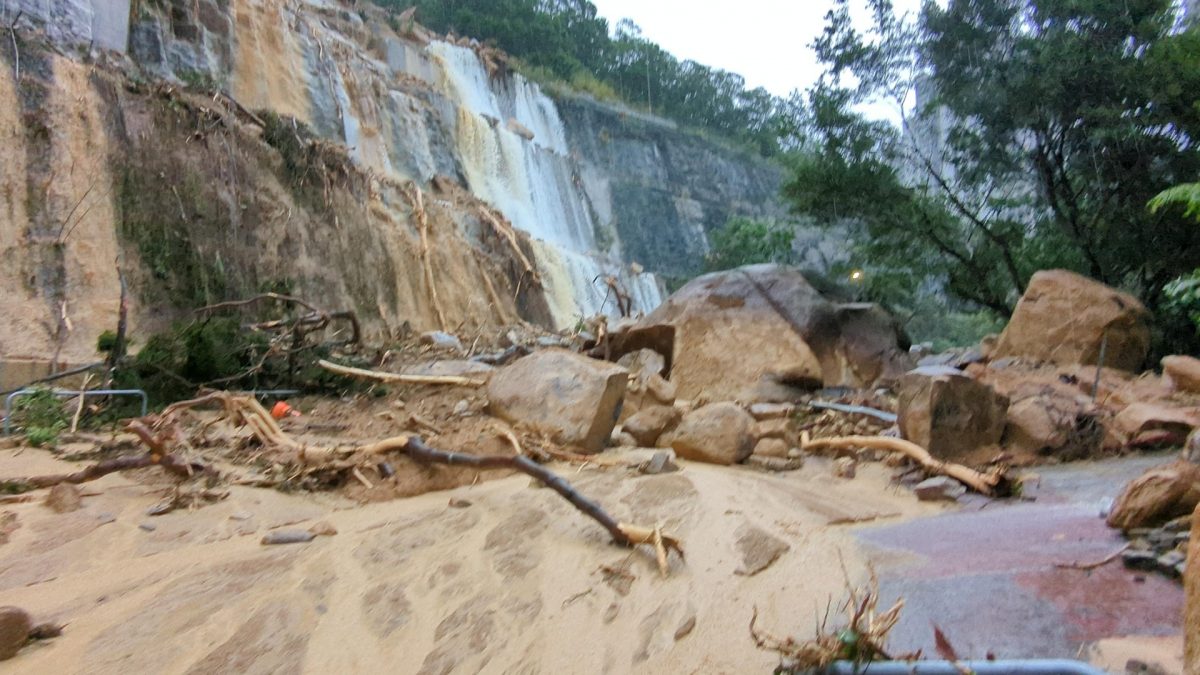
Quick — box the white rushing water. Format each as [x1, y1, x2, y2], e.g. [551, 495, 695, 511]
[430, 41, 664, 328]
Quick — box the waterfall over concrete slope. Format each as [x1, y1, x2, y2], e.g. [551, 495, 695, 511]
[429, 42, 662, 327]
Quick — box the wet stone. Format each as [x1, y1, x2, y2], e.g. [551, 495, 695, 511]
[1121, 548, 1160, 571]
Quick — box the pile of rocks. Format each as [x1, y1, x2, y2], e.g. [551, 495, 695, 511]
[1121, 516, 1190, 578]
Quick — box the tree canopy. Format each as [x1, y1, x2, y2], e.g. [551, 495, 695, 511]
[786, 0, 1200, 344]
[382, 0, 791, 155]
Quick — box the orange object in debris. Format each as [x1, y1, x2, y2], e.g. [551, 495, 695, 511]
[271, 401, 300, 420]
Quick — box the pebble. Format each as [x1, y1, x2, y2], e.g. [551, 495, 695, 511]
[832, 457, 857, 479]
[0, 606, 32, 660]
[96, 512, 116, 525]
[229, 511, 253, 521]
[673, 613, 696, 641]
[452, 400, 470, 416]
[261, 530, 317, 545]
[44, 484, 82, 513]
[640, 451, 678, 475]
[419, 331, 464, 352]
[448, 498, 472, 508]
[138, 523, 157, 532]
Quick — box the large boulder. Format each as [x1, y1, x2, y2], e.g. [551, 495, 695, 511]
[639, 264, 911, 402]
[622, 405, 681, 447]
[1164, 355, 1200, 394]
[486, 349, 627, 453]
[898, 366, 1009, 461]
[1107, 460, 1200, 530]
[1003, 392, 1102, 459]
[993, 270, 1151, 371]
[664, 402, 755, 465]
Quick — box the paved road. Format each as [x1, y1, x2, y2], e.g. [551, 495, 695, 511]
[856, 454, 1184, 661]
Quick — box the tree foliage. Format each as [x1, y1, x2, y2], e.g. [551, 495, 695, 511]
[381, 0, 791, 155]
[788, 0, 1200, 327]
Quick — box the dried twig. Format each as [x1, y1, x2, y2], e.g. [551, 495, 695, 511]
[318, 359, 485, 387]
[1054, 543, 1130, 570]
[409, 184, 448, 331]
[8, 11, 20, 81]
[69, 373, 92, 434]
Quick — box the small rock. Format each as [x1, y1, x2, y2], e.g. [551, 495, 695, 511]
[748, 402, 795, 421]
[617, 348, 666, 378]
[623, 405, 681, 447]
[667, 402, 755, 465]
[229, 511, 253, 521]
[419, 331, 464, 351]
[603, 602, 619, 624]
[1158, 550, 1185, 574]
[44, 484, 82, 513]
[674, 613, 697, 641]
[96, 512, 116, 525]
[1185, 429, 1200, 464]
[612, 431, 638, 448]
[452, 399, 470, 417]
[261, 529, 317, 545]
[734, 524, 790, 576]
[308, 521, 338, 537]
[145, 500, 175, 517]
[787, 447, 803, 459]
[0, 606, 32, 660]
[833, 457, 857, 479]
[752, 437, 789, 459]
[138, 523, 157, 532]
[448, 498, 472, 508]
[913, 476, 967, 501]
[639, 451, 678, 475]
[1121, 548, 1160, 571]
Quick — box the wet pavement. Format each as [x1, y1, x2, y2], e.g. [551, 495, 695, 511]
[857, 453, 1184, 661]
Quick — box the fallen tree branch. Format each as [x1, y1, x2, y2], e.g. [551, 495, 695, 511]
[318, 359, 485, 387]
[1054, 543, 1130, 571]
[803, 435, 1003, 495]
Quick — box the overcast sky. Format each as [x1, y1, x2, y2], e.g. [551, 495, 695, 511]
[589, 0, 924, 100]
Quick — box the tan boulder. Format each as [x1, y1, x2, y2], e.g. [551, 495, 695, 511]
[487, 349, 626, 453]
[1106, 460, 1200, 530]
[622, 405, 681, 447]
[1186, 503, 1200, 675]
[1003, 393, 1101, 459]
[665, 402, 755, 465]
[639, 264, 911, 402]
[1113, 402, 1200, 447]
[1164, 355, 1200, 394]
[993, 270, 1151, 371]
[898, 366, 1008, 461]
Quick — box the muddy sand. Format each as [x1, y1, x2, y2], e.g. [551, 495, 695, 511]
[0, 448, 941, 673]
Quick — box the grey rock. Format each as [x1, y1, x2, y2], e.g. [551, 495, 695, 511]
[913, 476, 968, 502]
[1121, 548, 1160, 571]
[138, 523, 157, 532]
[261, 530, 317, 545]
[640, 451, 678, 475]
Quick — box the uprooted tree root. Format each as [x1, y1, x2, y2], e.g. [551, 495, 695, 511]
[6, 391, 684, 575]
[803, 435, 1010, 496]
[751, 574, 907, 672]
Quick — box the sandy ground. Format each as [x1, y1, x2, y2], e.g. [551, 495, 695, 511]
[0, 448, 944, 674]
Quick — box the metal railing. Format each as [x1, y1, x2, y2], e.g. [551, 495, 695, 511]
[3, 388, 148, 435]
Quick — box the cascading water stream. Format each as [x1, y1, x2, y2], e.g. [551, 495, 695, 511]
[429, 41, 664, 327]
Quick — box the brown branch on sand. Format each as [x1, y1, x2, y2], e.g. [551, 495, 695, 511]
[318, 359, 485, 387]
[11, 419, 209, 490]
[133, 391, 684, 575]
[803, 435, 1004, 495]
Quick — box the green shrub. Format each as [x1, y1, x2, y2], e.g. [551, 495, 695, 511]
[13, 387, 68, 447]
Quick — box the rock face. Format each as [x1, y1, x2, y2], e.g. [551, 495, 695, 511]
[665, 403, 755, 465]
[1164, 355, 1200, 394]
[487, 350, 627, 453]
[1107, 461, 1200, 530]
[0, 606, 31, 660]
[640, 265, 911, 402]
[993, 270, 1151, 371]
[898, 366, 1009, 461]
[1186, 503, 1200, 675]
[622, 405, 681, 447]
